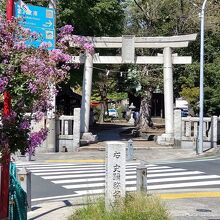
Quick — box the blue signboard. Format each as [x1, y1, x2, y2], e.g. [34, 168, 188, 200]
[14, 2, 55, 50]
[15, 3, 55, 28]
[23, 25, 55, 49]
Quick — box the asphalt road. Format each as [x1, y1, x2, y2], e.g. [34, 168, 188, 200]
[16, 157, 220, 206]
[158, 157, 220, 176]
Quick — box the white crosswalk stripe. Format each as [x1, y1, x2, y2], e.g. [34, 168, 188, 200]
[16, 162, 220, 198]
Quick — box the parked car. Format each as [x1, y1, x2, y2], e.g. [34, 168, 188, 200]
[105, 109, 118, 118]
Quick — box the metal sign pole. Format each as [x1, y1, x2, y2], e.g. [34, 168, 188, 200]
[198, 0, 208, 154]
[46, 0, 57, 152]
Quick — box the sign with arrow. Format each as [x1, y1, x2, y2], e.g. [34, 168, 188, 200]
[14, 1, 55, 50]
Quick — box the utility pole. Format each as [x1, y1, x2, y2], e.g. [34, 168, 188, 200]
[198, 0, 208, 154]
[0, 1, 13, 218]
[46, 0, 57, 152]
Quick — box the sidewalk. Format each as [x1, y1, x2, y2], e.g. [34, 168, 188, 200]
[24, 122, 220, 219]
[28, 190, 220, 220]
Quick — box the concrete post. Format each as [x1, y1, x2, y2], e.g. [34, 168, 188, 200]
[163, 47, 174, 137]
[80, 52, 93, 133]
[105, 141, 126, 211]
[136, 165, 147, 192]
[18, 168, 31, 212]
[73, 108, 81, 151]
[174, 109, 182, 148]
[211, 116, 218, 148]
[127, 139, 134, 161]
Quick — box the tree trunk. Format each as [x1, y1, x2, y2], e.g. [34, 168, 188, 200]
[98, 87, 108, 123]
[137, 91, 153, 132]
[99, 102, 105, 123]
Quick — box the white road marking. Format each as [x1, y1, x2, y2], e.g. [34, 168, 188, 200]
[149, 180, 220, 190]
[52, 174, 219, 185]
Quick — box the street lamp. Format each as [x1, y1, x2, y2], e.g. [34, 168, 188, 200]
[198, 0, 208, 154]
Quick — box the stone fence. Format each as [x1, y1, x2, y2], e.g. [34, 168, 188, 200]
[174, 109, 220, 150]
[33, 108, 81, 153]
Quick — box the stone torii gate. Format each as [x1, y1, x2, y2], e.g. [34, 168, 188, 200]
[71, 34, 197, 145]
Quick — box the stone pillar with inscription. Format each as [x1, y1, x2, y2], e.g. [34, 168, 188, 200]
[174, 109, 182, 148]
[105, 141, 126, 211]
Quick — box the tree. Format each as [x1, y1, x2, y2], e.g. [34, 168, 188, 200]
[0, 0, 6, 15]
[0, 17, 93, 159]
[120, 66, 163, 131]
[56, 0, 125, 122]
[21, 0, 125, 36]
[57, 0, 125, 36]
[121, 0, 220, 133]
[35, 0, 126, 121]
[92, 70, 127, 122]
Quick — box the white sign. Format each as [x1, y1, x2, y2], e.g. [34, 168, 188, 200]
[105, 141, 126, 210]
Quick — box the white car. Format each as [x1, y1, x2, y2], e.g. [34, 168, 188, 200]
[105, 109, 118, 118]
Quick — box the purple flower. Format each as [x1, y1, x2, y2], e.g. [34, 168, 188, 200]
[2, 111, 17, 123]
[33, 111, 44, 121]
[28, 128, 48, 153]
[14, 41, 27, 50]
[22, 28, 31, 35]
[49, 49, 71, 62]
[73, 36, 94, 54]
[83, 42, 94, 53]
[59, 25, 74, 35]
[19, 120, 30, 130]
[39, 42, 50, 49]
[28, 82, 37, 93]
[0, 77, 8, 92]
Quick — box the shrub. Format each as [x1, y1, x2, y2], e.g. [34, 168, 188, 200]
[68, 193, 170, 220]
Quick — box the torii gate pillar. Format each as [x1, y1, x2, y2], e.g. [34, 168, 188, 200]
[163, 47, 174, 137]
[80, 52, 98, 143]
[80, 52, 93, 134]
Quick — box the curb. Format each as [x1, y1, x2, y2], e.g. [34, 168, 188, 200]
[45, 159, 105, 163]
[159, 191, 220, 200]
[78, 146, 174, 151]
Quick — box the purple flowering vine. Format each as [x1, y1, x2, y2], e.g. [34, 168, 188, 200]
[0, 18, 93, 156]
[28, 128, 48, 154]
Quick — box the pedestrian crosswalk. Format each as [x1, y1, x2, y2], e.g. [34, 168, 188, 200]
[16, 162, 220, 197]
